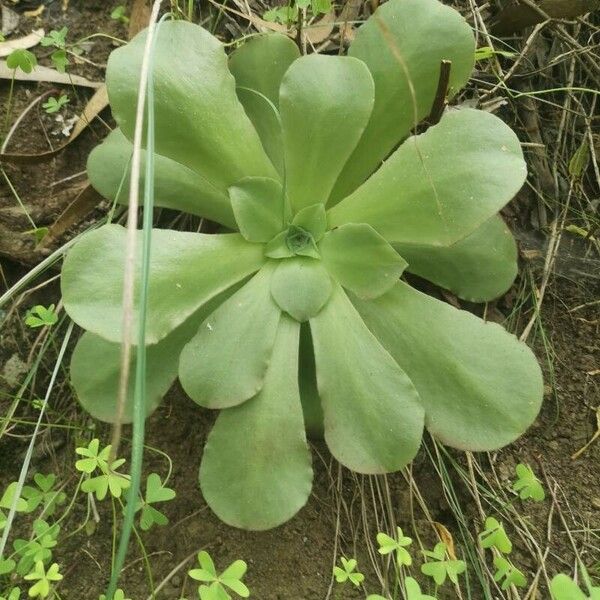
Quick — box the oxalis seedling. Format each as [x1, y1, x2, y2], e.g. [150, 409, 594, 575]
[61, 0, 544, 530]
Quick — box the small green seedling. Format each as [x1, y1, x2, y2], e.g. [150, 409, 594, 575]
[6, 49, 37, 73]
[24, 562, 62, 599]
[550, 574, 600, 600]
[377, 527, 413, 566]
[1, 483, 28, 529]
[333, 557, 364, 586]
[264, 0, 331, 24]
[137, 473, 176, 530]
[479, 517, 512, 554]
[188, 551, 250, 599]
[24, 305, 58, 328]
[111, 5, 130, 24]
[405, 577, 437, 600]
[474, 46, 517, 61]
[493, 556, 526, 590]
[75, 439, 130, 500]
[421, 542, 466, 586]
[0, 557, 16, 575]
[512, 463, 545, 502]
[0, 588, 21, 600]
[41, 28, 67, 49]
[13, 520, 59, 576]
[22, 474, 67, 517]
[99, 589, 131, 600]
[40, 27, 69, 72]
[42, 95, 69, 114]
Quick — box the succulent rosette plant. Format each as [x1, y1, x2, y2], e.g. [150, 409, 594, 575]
[62, 0, 543, 530]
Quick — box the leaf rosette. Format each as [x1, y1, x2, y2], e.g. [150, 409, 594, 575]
[61, 0, 543, 530]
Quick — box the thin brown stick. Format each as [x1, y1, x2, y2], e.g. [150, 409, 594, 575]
[428, 60, 452, 126]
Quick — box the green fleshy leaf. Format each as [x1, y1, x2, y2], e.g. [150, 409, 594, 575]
[87, 129, 236, 228]
[264, 230, 294, 259]
[319, 223, 407, 299]
[351, 281, 543, 451]
[395, 215, 518, 302]
[70, 285, 235, 423]
[229, 177, 288, 242]
[280, 54, 374, 211]
[62, 225, 264, 344]
[329, 109, 527, 246]
[229, 33, 300, 176]
[270, 257, 332, 322]
[106, 21, 277, 192]
[331, 0, 475, 202]
[200, 316, 313, 530]
[298, 323, 324, 438]
[310, 284, 424, 473]
[292, 204, 327, 241]
[179, 266, 281, 408]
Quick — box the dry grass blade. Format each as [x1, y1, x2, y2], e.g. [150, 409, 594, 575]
[0, 28, 43, 57]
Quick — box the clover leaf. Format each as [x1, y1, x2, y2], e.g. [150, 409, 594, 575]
[0, 557, 16, 576]
[110, 6, 129, 24]
[137, 473, 176, 530]
[62, 0, 544, 531]
[6, 49, 37, 74]
[81, 457, 130, 501]
[405, 577, 437, 600]
[0, 587, 21, 600]
[550, 574, 600, 600]
[333, 557, 364, 586]
[76, 439, 130, 500]
[479, 517, 512, 554]
[376, 527, 413, 566]
[75, 438, 108, 473]
[24, 305, 58, 328]
[512, 463, 545, 502]
[51, 50, 69, 74]
[420, 542, 466, 586]
[41, 28, 67, 49]
[188, 551, 249, 599]
[24, 562, 62, 598]
[0, 482, 28, 518]
[13, 520, 59, 576]
[99, 589, 131, 600]
[493, 556, 527, 590]
[22, 473, 66, 516]
[42, 95, 69, 114]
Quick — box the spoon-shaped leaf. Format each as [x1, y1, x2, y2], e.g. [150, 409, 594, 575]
[62, 225, 264, 344]
[310, 284, 424, 473]
[352, 281, 543, 450]
[331, 0, 475, 202]
[179, 265, 281, 409]
[270, 257, 333, 322]
[200, 317, 313, 530]
[87, 128, 236, 228]
[229, 33, 300, 176]
[280, 54, 374, 211]
[395, 215, 518, 302]
[319, 223, 407, 299]
[230, 177, 288, 242]
[329, 109, 527, 246]
[106, 20, 276, 191]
